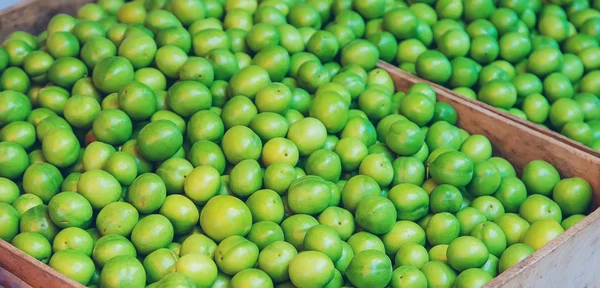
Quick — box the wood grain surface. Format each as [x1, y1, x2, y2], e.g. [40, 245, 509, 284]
[0, 264, 32, 288]
[379, 61, 600, 288]
[487, 208, 600, 288]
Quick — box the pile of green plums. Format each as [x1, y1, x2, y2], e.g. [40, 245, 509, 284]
[0, 0, 594, 288]
[369, 0, 600, 149]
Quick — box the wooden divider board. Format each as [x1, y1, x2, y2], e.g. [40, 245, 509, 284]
[0, 265, 32, 288]
[378, 61, 600, 288]
[0, 238, 84, 288]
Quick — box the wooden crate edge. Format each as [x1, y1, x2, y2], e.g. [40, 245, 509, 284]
[486, 207, 600, 287]
[0, 239, 84, 288]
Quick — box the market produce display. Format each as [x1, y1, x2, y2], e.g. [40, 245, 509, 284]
[0, 0, 595, 288]
[378, 0, 600, 149]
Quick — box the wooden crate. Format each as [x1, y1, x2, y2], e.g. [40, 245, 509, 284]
[379, 61, 600, 288]
[0, 239, 83, 288]
[0, 265, 33, 288]
[0, 1, 599, 287]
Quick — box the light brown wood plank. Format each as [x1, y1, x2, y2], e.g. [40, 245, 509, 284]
[0, 239, 84, 288]
[487, 208, 600, 288]
[0, 264, 32, 288]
